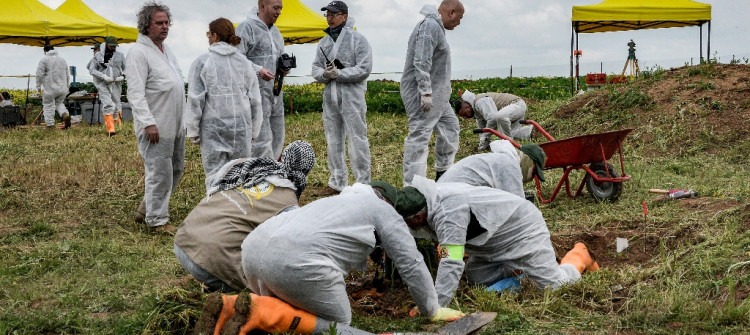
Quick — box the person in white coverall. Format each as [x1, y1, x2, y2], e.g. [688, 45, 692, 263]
[438, 140, 526, 198]
[311, 1, 372, 197]
[454, 90, 533, 150]
[438, 140, 548, 199]
[194, 183, 464, 335]
[401, 0, 464, 185]
[185, 18, 263, 193]
[403, 175, 600, 304]
[236, 0, 287, 159]
[36, 46, 71, 129]
[126, 2, 185, 233]
[87, 36, 126, 136]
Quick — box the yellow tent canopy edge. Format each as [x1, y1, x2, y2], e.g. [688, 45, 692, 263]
[232, 0, 327, 45]
[0, 0, 109, 47]
[572, 0, 711, 33]
[55, 0, 138, 44]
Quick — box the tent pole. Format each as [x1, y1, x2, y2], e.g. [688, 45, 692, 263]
[699, 23, 703, 62]
[570, 22, 575, 96]
[575, 32, 581, 93]
[708, 21, 711, 61]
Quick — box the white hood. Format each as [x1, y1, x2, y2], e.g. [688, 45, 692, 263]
[461, 89, 476, 108]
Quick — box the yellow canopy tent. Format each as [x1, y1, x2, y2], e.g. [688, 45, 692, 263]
[570, 0, 712, 93]
[239, 0, 327, 45]
[0, 0, 110, 47]
[55, 0, 138, 44]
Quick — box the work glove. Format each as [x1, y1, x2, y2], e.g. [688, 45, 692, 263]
[102, 75, 114, 84]
[430, 307, 465, 322]
[115, 76, 125, 82]
[420, 95, 433, 112]
[189, 136, 200, 145]
[323, 64, 338, 80]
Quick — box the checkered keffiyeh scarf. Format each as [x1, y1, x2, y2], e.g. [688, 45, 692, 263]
[214, 140, 315, 198]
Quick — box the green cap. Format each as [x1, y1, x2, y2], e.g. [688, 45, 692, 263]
[91, 43, 100, 50]
[105, 36, 118, 46]
[519, 144, 546, 182]
[371, 181, 426, 217]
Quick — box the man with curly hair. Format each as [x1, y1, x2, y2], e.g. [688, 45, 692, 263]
[125, 1, 184, 234]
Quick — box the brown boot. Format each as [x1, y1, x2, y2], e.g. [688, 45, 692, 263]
[150, 223, 178, 235]
[195, 293, 237, 335]
[222, 292, 317, 335]
[116, 111, 123, 125]
[104, 114, 116, 137]
[62, 113, 71, 129]
[560, 242, 600, 273]
[134, 201, 146, 224]
[312, 186, 340, 197]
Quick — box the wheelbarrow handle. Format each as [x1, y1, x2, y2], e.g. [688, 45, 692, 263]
[520, 120, 555, 141]
[473, 128, 521, 148]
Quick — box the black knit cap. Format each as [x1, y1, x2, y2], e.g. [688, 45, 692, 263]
[321, 1, 348, 14]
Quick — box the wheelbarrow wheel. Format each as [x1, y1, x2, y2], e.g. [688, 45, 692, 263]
[585, 162, 623, 202]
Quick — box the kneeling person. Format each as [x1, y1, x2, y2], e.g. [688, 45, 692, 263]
[396, 176, 599, 304]
[196, 183, 463, 335]
[438, 140, 546, 197]
[174, 140, 315, 292]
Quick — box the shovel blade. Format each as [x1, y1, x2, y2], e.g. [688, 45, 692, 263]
[436, 312, 497, 335]
[376, 312, 497, 335]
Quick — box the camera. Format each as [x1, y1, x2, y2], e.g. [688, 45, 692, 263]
[277, 53, 297, 72]
[273, 53, 296, 96]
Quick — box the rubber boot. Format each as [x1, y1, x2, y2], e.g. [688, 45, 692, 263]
[103, 114, 116, 137]
[560, 242, 600, 273]
[194, 293, 238, 335]
[116, 111, 123, 126]
[222, 292, 317, 335]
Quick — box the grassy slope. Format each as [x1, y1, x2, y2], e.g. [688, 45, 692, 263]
[1, 64, 749, 334]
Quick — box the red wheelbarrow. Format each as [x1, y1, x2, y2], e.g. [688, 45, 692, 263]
[474, 120, 634, 203]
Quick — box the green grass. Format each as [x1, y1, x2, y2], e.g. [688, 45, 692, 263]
[1, 73, 749, 334]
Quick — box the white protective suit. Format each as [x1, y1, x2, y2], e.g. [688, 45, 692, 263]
[236, 9, 286, 159]
[410, 176, 581, 306]
[461, 91, 533, 147]
[401, 5, 460, 186]
[438, 140, 525, 198]
[87, 44, 126, 116]
[311, 18, 373, 191]
[36, 50, 70, 126]
[125, 34, 186, 227]
[241, 184, 441, 324]
[185, 41, 263, 192]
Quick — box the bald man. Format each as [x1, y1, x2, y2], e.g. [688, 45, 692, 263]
[401, 0, 465, 185]
[236, 0, 287, 159]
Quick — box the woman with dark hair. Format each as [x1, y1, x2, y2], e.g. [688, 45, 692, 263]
[185, 17, 263, 193]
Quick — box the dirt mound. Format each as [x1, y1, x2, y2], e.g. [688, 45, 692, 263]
[555, 63, 750, 155]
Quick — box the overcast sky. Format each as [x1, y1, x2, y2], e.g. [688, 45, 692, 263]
[1, 0, 748, 89]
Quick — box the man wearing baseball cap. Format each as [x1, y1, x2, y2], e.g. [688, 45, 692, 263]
[311, 0, 374, 197]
